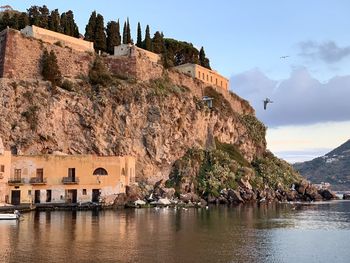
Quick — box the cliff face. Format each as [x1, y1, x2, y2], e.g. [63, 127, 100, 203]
[0, 77, 263, 184]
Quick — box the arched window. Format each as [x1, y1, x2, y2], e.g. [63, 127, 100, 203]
[93, 168, 108, 176]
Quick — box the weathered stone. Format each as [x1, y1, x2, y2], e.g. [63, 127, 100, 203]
[227, 189, 244, 203]
[343, 193, 350, 200]
[318, 189, 338, 200]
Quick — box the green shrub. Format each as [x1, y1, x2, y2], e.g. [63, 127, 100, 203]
[21, 105, 39, 130]
[41, 49, 62, 87]
[61, 80, 74, 92]
[88, 57, 113, 87]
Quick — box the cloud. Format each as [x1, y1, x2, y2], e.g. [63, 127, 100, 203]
[299, 41, 350, 63]
[231, 68, 350, 127]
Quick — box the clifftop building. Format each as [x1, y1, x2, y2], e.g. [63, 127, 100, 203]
[174, 63, 229, 90]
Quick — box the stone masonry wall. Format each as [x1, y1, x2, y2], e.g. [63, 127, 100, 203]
[0, 29, 94, 79]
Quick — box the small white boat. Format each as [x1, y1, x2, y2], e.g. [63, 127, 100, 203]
[0, 210, 20, 220]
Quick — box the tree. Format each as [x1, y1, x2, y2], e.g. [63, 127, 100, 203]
[199, 47, 211, 69]
[85, 11, 97, 41]
[10, 13, 20, 29]
[60, 10, 79, 37]
[126, 18, 131, 44]
[48, 9, 60, 32]
[38, 5, 49, 29]
[152, 31, 164, 54]
[94, 14, 106, 51]
[106, 20, 121, 54]
[144, 25, 152, 51]
[0, 12, 11, 31]
[27, 6, 40, 26]
[122, 21, 127, 44]
[41, 49, 62, 87]
[136, 22, 142, 47]
[18, 12, 30, 29]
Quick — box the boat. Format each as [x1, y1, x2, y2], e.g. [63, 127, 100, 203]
[0, 210, 20, 220]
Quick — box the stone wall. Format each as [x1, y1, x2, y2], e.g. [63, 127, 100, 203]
[104, 49, 163, 82]
[0, 29, 94, 79]
[21, 25, 94, 52]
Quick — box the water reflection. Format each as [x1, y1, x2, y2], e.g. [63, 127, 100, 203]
[0, 201, 349, 263]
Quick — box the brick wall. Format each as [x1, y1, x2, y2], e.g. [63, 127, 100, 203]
[0, 29, 94, 79]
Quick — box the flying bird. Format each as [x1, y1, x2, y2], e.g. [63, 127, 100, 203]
[263, 98, 273, 110]
[280, 55, 290, 59]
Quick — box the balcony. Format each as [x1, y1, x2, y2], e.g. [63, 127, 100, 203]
[62, 177, 79, 184]
[8, 178, 25, 186]
[30, 177, 47, 185]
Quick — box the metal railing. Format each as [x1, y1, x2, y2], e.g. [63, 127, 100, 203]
[29, 177, 47, 184]
[62, 177, 79, 184]
[8, 178, 25, 185]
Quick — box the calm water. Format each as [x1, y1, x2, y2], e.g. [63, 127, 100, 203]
[1, 201, 350, 263]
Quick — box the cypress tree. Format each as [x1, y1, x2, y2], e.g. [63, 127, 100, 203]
[122, 21, 127, 44]
[106, 20, 121, 54]
[152, 31, 164, 54]
[41, 49, 62, 87]
[27, 6, 40, 26]
[144, 25, 152, 51]
[61, 10, 79, 37]
[0, 12, 11, 31]
[38, 5, 49, 29]
[85, 11, 97, 41]
[18, 12, 30, 29]
[94, 14, 106, 52]
[48, 9, 60, 32]
[126, 18, 131, 44]
[9, 13, 19, 30]
[136, 22, 142, 47]
[199, 47, 211, 69]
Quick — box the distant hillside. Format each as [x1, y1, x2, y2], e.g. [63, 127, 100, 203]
[293, 140, 350, 190]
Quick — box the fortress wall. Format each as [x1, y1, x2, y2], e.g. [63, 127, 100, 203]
[21, 25, 94, 52]
[0, 29, 94, 79]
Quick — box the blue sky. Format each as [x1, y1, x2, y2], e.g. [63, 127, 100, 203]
[8, 0, 350, 162]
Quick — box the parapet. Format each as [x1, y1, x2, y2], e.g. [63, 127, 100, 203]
[114, 44, 160, 64]
[20, 25, 94, 52]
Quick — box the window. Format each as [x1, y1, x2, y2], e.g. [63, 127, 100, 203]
[207, 74, 209, 81]
[211, 76, 213, 83]
[28, 190, 32, 195]
[216, 78, 218, 85]
[82, 189, 87, 195]
[198, 71, 201, 78]
[68, 168, 75, 178]
[36, 168, 44, 180]
[93, 168, 108, 176]
[221, 81, 223, 87]
[202, 73, 205, 80]
[0, 165, 4, 173]
[14, 169, 21, 180]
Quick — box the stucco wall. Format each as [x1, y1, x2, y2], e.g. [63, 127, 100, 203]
[174, 63, 229, 91]
[0, 150, 11, 203]
[21, 25, 94, 52]
[114, 44, 161, 63]
[0, 29, 94, 79]
[3, 154, 135, 204]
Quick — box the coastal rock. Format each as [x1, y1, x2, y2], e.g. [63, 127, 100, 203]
[343, 193, 350, 200]
[126, 184, 145, 201]
[114, 193, 127, 206]
[318, 189, 338, 200]
[227, 189, 244, 203]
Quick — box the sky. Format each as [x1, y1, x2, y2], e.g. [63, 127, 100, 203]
[7, 0, 350, 163]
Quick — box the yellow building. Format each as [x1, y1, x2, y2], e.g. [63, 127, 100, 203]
[0, 147, 135, 205]
[174, 63, 229, 90]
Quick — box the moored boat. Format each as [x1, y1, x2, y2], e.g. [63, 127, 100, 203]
[0, 210, 20, 220]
